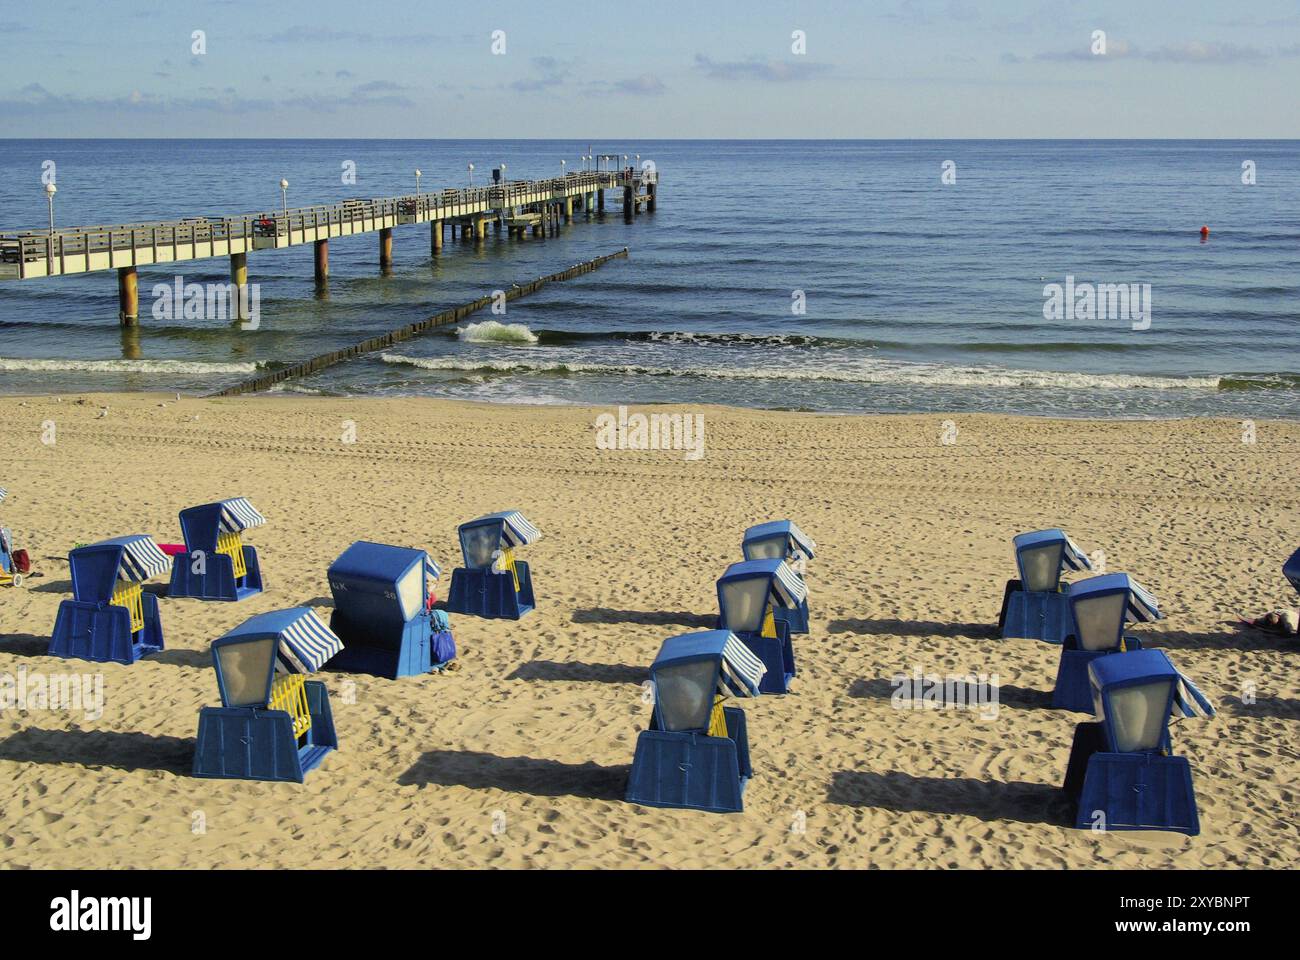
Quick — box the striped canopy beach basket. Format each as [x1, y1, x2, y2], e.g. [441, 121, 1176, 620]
[193, 606, 341, 783]
[169, 497, 266, 602]
[49, 534, 169, 664]
[626, 630, 767, 814]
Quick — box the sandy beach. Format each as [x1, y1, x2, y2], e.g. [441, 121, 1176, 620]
[0, 392, 1295, 869]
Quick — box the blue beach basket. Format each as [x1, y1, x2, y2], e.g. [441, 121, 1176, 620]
[1052, 573, 1161, 712]
[626, 630, 766, 814]
[1063, 648, 1215, 835]
[327, 541, 453, 678]
[49, 535, 169, 664]
[168, 497, 266, 602]
[716, 558, 806, 694]
[192, 607, 342, 783]
[998, 529, 1092, 644]
[742, 520, 815, 634]
[445, 511, 540, 620]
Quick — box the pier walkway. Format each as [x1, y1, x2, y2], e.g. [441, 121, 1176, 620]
[0, 166, 657, 323]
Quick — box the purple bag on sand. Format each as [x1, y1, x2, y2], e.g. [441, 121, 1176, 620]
[432, 630, 456, 665]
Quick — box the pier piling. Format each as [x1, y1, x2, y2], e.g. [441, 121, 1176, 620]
[116, 266, 138, 326]
[230, 252, 249, 321]
[379, 227, 393, 270]
[314, 239, 329, 286]
[431, 219, 443, 254]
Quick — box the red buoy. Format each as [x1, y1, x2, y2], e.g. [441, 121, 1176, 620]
[1200, 225, 1210, 238]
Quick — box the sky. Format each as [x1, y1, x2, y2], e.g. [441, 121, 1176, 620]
[1, 0, 1298, 138]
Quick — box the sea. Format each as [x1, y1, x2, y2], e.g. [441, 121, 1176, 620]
[1, 139, 1297, 418]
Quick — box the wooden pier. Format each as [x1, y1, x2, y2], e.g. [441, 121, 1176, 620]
[0, 166, 658, 324]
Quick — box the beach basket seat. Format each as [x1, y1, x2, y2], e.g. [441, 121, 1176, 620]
[446, 511, 539, 620]
[626, 630, 766, 814]
[716, 558, 806, 694]
[742, 520, 815, 634]
[168, 497, 266, 602]
[327, 541, 453, 678]
[192, 607, 342, 783]
[49, 535, 169, 664]
[1052, 573, 1159, 712]
[1063, 649, 1215, 835]
[998, 529, 1092, 644]
[1284, 546, 1300, 598]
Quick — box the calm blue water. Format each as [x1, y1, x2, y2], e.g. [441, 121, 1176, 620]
[1, 139, 1297, 417]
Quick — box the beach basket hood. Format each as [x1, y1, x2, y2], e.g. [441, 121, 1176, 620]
[742, 520, 816, 563]
[648, 630, 766, 734]
[217, 497, 266, 532]
[328, 541, 432, 625]
[1012, 528, 1091, 592]
[1088, 649, 1214, 754]
[457, 511, 541, 568]
[716, 558, 808, 636]
[176, 497, 266, 554]
[1067, 573, 1160, 651]
[211, 606, 342, 708]
[68, 535, 170, 603]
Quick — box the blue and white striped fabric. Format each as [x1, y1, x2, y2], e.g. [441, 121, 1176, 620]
[217, 497, 267, 532]
[112, 535, 171, 582]
[0, 487, 7, 504]
[719, 632, 767, 698]
[276, 609, 344, 674]
[1173, 672, 1216, 719]
[494, 511, 541, 547]
[772, 560, 809, 608]
[424, 555, 441, 580]
[1062, 534, 1092, 571]
[1126, 577, 1161, 622]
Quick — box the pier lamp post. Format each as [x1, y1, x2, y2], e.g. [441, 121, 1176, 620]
[279, 179, 289, 217]
[415, 168, 422, 197]
[468, 163, 474, 186]
[44, 181, 57, 234]
[560, 159, 566, 177]
[500, 162, 507, 183]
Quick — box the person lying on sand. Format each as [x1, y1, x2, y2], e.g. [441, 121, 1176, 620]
[1243, 609, 1299, 636]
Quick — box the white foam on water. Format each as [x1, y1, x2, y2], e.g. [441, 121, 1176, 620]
[456, 321, 539, 345]
[379, 353, 1222, 391]
[0, 357, 260, 375]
